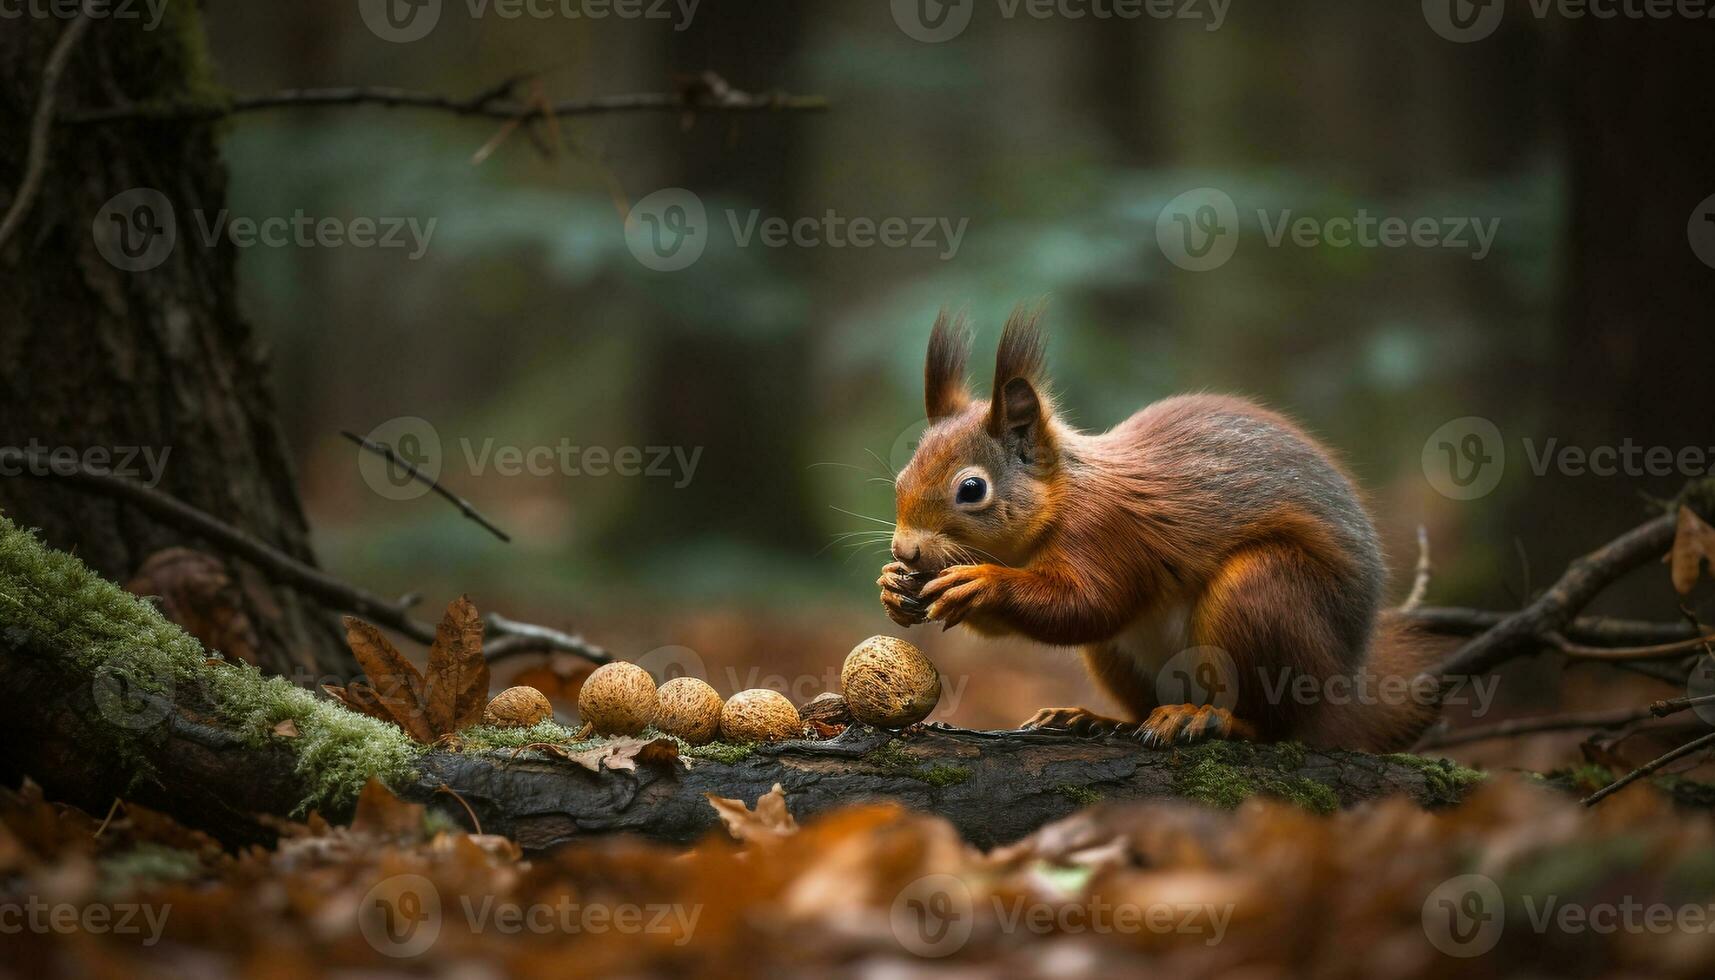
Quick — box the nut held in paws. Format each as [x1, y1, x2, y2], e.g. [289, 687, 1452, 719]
[577, 661, 659, 736]
[840, 635, 941, 729]
[654, 676, 724, 745]
[719, 689, 802, 743]
[482, 685, 553, 728]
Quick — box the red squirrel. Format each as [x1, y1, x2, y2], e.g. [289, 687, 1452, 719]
[878, 305, 1438, 752]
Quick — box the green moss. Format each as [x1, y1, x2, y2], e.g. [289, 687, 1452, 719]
[918, 764, 971, 787]
[98, 843, 204, 898]
[457, 720, 591, 753]
[1169, 741, 1339, 814]
[862, 742, 970, 787]
[0, 517, 418, 811]
[1057, 785, 1103, 806]
[686, 741, 756, 765]
[1384, 753, 1487, 802]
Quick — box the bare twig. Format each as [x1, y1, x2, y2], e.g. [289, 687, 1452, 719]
[1550, 630, 1715, 662]
[1583, 730, 1715, 806]
[1404, 605, 1701, 647]
[0, 5, 94, 251]
[1399, 525, 1432, 612]
[1435, 512, 1679, 685]
[0, 448, 607, 664]
[340, 430, 510, 543]
[1417, 695, 1715, 749]
[60, 75, 829, 125]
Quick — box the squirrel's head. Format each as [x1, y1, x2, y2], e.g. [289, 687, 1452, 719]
[891, 305, 1062, 572]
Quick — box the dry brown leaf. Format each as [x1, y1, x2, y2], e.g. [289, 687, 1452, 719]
[706, 783, 798, 843]
[549, 736, 684, 773]
[342, 616, 434, 743]
[322, 680, 395, 724]
[425, 595, 489, 734]
[272, 719, 299, 739]
[1670, 504, 1715, 596]
[349, 778, 425, 840]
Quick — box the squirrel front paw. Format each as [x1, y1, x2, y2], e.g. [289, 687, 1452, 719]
[917, 563, 1001, 629]
[877, 561, 928, 627]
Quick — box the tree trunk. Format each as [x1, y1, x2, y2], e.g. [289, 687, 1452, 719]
[0, 11, 353, 677]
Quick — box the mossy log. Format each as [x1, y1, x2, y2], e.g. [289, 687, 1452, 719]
[0, 631, 1477, 852]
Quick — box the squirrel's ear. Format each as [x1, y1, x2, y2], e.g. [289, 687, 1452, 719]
[925, 309, 972, 419]
[987, 302, 1050, 452]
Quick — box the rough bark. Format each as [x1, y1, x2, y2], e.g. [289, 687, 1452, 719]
[0, 635, 1473, 854]
[0, 9, 352, 677]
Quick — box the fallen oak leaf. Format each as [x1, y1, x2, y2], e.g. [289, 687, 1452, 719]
[517, 737, 686, 773]
[706, 783, 798, 843]
[322, 680, 395, 724]
[343, 616, 434, 743]
[272, 719, 300, 739]
[425, 595, 489, 735]
[1669, 504, 1715, 596]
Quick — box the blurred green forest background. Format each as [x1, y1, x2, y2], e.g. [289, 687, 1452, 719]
[180, 0, 1702, 729]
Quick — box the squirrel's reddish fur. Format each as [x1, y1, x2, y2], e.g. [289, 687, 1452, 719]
[879, 305, 1439, 752]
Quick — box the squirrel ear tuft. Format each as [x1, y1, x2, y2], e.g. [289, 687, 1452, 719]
[988, 301, 1049, 440]
[925, 308, 973, 419]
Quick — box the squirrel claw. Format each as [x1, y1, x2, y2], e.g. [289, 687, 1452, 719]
[1136, 705, 1255, 746]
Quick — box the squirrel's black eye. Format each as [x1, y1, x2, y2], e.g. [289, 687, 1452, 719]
[955, 476, 988, 505]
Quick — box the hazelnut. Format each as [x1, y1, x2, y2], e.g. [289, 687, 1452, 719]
[719, 689, 802, 743]
[577, 662, 659, 736]
[483, 685, 553, 728]
[840, 635, 941, 729]
[654, 677, 724, 745]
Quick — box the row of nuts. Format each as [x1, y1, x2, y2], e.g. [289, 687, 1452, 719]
[488, 635, 944, 746]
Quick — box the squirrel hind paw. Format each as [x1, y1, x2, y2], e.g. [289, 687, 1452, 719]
[1136, 705, 1255, 746]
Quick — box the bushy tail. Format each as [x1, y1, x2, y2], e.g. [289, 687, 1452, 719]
[1307, 613, 1445, 753]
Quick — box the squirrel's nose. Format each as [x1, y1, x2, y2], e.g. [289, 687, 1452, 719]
[891, 537, 921, 567]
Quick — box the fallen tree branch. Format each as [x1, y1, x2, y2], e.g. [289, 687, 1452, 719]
[0, 632, 1475, 851]
[59, 74, 828, 125]
[1435, 512, 1679, 686]
[0, 449, 607, 664]
[1404, 605, 1701, 647]
[0, 2, 93, 252]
